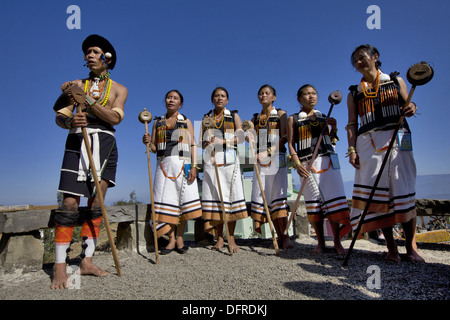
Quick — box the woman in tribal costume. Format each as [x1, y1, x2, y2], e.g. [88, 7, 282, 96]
[287, 84, 351, 255]
[201, 87, 248, 253]
[143, 90, 202, 254]
[248, 84, 292, 250]
[347, 44, 424, 262]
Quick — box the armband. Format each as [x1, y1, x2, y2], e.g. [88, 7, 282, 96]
[56, 107, 73, 118]
[112, 107, 125, 122]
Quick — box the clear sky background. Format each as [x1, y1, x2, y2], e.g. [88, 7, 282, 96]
[0, 0, 448, 206]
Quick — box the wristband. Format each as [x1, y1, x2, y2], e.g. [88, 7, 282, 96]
[64, 117, 73, 129]
[85, 95, 96, 106]
[346, 146, 356, 157]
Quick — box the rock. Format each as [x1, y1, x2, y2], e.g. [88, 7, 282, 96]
[0, 231, 44, 274]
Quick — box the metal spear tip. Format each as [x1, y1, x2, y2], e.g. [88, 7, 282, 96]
[138, 109, 152, 123]
[328, 90, 342, 105]
[242, 120, 254, 132]
[407, 62, 434, 86]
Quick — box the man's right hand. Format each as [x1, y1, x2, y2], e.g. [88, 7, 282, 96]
[72, 112, 88, 128]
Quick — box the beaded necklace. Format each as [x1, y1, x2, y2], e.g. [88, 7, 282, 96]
[214, 108, 225, 129]
[361, 70, 380, 99]
[84, 77, 112, 106]
[89, 71, 110, 81]
[258, 106, 273, 127]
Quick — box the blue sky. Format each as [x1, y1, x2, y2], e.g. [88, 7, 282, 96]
[0, 0, 448, 206]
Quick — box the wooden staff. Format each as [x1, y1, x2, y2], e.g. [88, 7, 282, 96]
[243, 120, 280, 256]
[284, 90, 342, 235]
[139, 108, 160, 264]
[202, 116, 233, 255]
[67, 85, 122, 276]
[343, 62, 434, 266]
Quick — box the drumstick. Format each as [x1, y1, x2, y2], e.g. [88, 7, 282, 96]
[139, 108, 160, 264]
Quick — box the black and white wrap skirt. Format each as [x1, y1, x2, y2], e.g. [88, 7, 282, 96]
[57, 125, 118, 198]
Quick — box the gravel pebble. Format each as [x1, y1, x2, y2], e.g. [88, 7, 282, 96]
[1, 237, 449, 301]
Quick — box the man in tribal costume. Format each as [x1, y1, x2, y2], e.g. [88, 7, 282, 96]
[51, 34, 128, 289]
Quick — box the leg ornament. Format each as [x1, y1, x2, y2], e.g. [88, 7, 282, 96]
[54, 208, 80, 263]
[80, 207, 103, 259]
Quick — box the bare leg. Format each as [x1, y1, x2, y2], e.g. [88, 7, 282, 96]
[311, 221, 325, 254]
[382, 227, 401, 263]
[402, 218, 425, 262]
[227, 221, 239, 253]
[274, 217, 292, 250]
[212, 224, 225, 251]
[176, 220, 187, 249]
[330, 221, 346, 255]
[165, 225, 176, 250]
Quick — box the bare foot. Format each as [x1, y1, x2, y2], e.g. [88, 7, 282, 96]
[385, 251, 401, 263]
[228, 236, 240, 253]
[79, 257, 109, 277]
[212, 237, 224, 251]
[176, 236, 185, 250]
[406, 250, 425, 263]
[334, 243, 347, 255]
[283, 236, 293, 250]
[269, 239, 282, 250]
[50, 263, 69, 290]
[165, 240, 176, 251]
[312, 243, 325, 254]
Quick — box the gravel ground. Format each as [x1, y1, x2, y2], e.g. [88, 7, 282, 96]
[0, 236, 449, 302]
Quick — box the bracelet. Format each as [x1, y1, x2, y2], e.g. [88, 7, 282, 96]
[345, 146, 356, 157]
[345, 122, 357, 131]
[64, 117, 73, 129]
[293, 160, 301, 168]
[85, 96, 96, 106]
